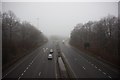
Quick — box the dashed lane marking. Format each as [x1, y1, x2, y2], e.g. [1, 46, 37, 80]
[39, 72, 41, 76]
[108, 76, 112, 78]
[103, 72, 106, 75]
[98, 69, 101, 71]
[95, 66, 97, 68]
[21, 73, 24, 76]
[18, 76, 21, 80]
[82, 66, 86, 70]
[24, 70, 26, 73]
[26, 67, 29, 70]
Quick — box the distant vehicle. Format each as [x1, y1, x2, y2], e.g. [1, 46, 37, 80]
[48, 54, 53, 60]
[62, 40, 65, 44]
[50, 49, 53, 54]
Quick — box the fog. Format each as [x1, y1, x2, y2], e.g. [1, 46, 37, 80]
[2, 2, 118, 37]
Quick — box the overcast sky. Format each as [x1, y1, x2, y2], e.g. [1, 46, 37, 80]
[2, 2, 118, 37]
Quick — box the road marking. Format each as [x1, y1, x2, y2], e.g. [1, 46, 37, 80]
[108, 76, 112, 78]
[30, 62, 33, 64]
[39, 72, 41, 76]
[21, 73, 24, 76]
[43, 48, 46, 52]
[26, 67, 29, 69]
[24, 70, 26, 73]
[98, 69, 101, 71]
[82, 67, 86, 70]
[95, 66, 97, 68]
[3, 74, 8, 78]
[18, 76, 21, 80]
[103, 72, 106, 75]
[61, 52, 77, 78]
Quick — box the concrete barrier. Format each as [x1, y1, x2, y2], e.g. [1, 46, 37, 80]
[58, 57, 68, 78]
[61, 52, 76, 78]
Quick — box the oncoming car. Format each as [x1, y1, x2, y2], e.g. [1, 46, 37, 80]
[50, 49, 53, 54]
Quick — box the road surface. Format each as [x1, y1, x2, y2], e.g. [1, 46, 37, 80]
[59, 41, 119, 78]
[2, 40, 57, 79]
[2, 39, 119, 79]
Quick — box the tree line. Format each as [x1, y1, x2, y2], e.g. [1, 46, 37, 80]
[70, 15, 119, 66]
[2, 11, 47, 68]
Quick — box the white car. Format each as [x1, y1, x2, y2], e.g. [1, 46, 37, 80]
[48, 54, 53, 60]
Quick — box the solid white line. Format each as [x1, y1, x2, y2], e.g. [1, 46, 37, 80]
[98, 69, 101, 71]
[39, 72, 41, 76]
[61, 52, 77, 78]
[82, 66, 86, 70]
[103, 72, 106, 75]
[108, 76, 112, 78]
[2, 74, 8, 79]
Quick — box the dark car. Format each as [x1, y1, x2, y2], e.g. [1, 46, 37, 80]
[50, 49, 53, 54]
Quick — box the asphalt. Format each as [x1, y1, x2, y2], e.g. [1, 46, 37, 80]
[2, 39, 119, 79]
[59, 41, 119, 78]
[2, 40, 57, 79]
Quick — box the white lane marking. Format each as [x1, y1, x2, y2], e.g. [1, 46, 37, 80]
[61, 52, 77, 78]
[39, 72, 41, 76]
[82, 66, 86, 70]
[46, 48, 48, 50]
[18, 51, 40, 80]
[21, 73, 24, 76]
[98, 69, 101, 71]
[43, 48, 45, 52]
[108, 76, 112, 78]
[3, 74, 8, 78]
[103, 72, 106, 75]
[18, 76, 21, 80]
[95, 66, 97, 68]
[30, 63, 32, 64]
[26, 67, 29, 70]
[24, 70, 26, 73]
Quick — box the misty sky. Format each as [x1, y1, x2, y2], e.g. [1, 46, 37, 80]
[2, 2, 118, 37]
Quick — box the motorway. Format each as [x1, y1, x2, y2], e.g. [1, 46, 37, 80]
[2, 40, 57, 79]
[2, 39, 119, 79]
[59, 41, 119, 78]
